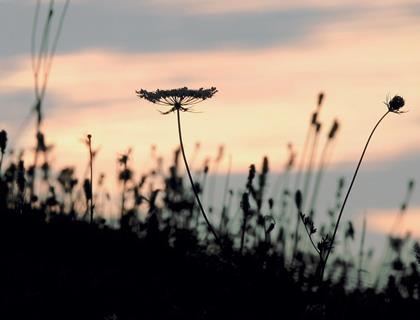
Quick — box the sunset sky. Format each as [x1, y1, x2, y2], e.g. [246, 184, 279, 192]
[1, 0, 420, 259]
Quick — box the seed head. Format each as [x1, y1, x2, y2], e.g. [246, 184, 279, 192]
[246, 164, 256, 190]
[268, 198, 274, 210]
[311, 112, 318, 125]
[286, 143, 296, 169]
[318, 92, 325, 108]
[0, 130, 7, 154]
[408, 179, 415, 191]
[36, 132, 47, 152]
[295, 190, 302, 211]
[385, 95, 405, 113]
[83, 178, 92, 200]
[328, 119, 340, 140]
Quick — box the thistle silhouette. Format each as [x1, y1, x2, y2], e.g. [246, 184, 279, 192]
[137, 87, 220, 244]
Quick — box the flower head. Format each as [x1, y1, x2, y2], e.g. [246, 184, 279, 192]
[385, 95, 405, 113]
[136, 87, 217, 115]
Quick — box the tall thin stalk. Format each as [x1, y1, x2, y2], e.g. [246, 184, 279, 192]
[291, 94, 323, 261]
[308, 120, 339, 215]
[307, 138, 329, 215]
[240, 192, 250, 254]
[291, 123, 313, 261]
[87, 134, 94, 223]
[28, 0, 70, 199]
[121, 162, 128, 219]
[176, 109, 220, 244]
[320, 110, 390, 280]
[301, 122, 321, 210]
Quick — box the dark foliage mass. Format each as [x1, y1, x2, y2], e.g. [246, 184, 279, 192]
[0, 132, 419, 320]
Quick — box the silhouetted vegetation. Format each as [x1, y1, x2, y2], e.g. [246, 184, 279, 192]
[1, 2, 418, 319]
[0, 91, 418, 319]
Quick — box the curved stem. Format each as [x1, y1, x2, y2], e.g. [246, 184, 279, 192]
[299, 213, 320, 255]
[320, 110, 389, 280]
[176, 109, 220, 245]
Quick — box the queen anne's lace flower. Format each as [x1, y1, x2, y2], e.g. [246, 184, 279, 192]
[136, 87, 217, 114]
[135, 86, 221, 245]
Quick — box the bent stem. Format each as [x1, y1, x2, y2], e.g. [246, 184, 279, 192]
[176, 109, 220, 245]
[320, 110, 390, 281]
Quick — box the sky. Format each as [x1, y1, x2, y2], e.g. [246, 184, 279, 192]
[1, 0, 420, 265]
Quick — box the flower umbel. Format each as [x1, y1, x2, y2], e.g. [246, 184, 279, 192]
[136, 86, 221, 246]
[384, 95, 405, 113]
[136, 87, 218, 114]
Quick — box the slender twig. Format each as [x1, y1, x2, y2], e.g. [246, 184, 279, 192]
[28, 0, 70, 200]
[291, 114, 316, 261]
[41, 0, 71, 99]
[240, 213, 248, 254]
[31, 0, 41, 75]
[299, 213, 320, 256]
[279, 175, 290, 218]
[176, 109, 220, 244]
[29, 136, 40, 201]
[87, 135, 94, 223]
[308, 137, 331, 215]
[320, 110, 390, 280]
[302, 122, 321, 210]
[291, 209, 301, 262]
[121, 162, 127, 219]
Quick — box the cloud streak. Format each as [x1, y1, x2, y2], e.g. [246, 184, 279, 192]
[1, 1, 358, 57]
